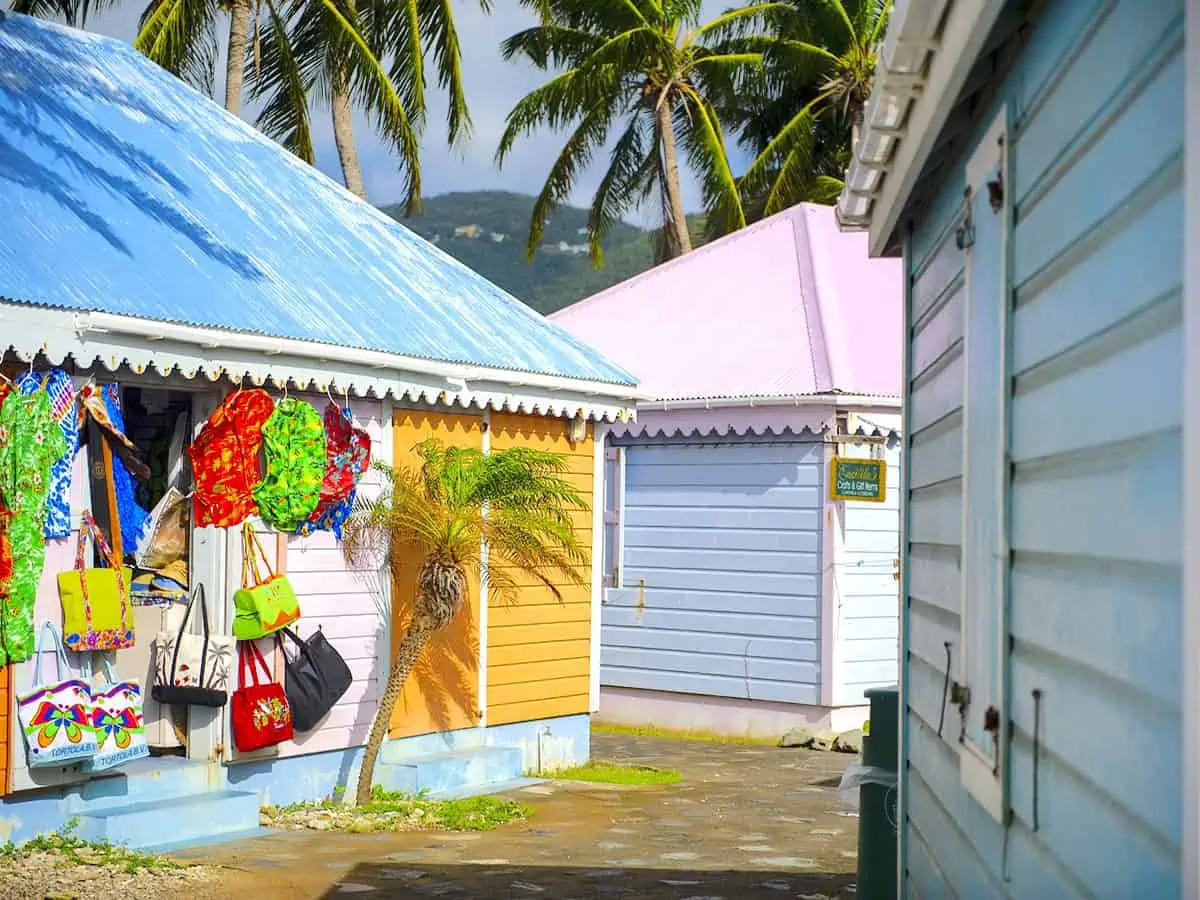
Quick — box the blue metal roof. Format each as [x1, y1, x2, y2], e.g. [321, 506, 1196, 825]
[0, 13, 636, 387]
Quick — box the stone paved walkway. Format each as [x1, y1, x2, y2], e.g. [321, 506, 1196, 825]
[177, 731, 862, 899]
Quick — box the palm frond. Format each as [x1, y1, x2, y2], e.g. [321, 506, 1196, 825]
[135, 0, 220, 93]
[249, 2, 317, 163]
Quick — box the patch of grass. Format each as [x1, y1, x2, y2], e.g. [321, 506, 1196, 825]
[552, 760, 682, 786]
[592, 722, 779, 747]
[0, 819, 178, 875]
[262, 786, 532, 834]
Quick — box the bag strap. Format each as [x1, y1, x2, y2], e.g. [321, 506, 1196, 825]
[76, 510, 130, 637]
[171, 584, 211, 687]
[241, 522, 274, 588]
[30, 621, 66, 688]
[238, 640, 271, 689]
[82, 651, 118, 688]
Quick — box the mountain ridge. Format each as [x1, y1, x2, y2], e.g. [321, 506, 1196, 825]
[379, 190, 705, 315]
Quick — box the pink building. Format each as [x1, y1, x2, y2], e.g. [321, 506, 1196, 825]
[551, 203, 904, 737]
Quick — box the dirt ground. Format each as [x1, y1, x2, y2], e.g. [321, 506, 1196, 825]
[172, 730, 862, 899]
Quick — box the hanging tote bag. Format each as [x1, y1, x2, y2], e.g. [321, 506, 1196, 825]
[152, 584, 235, 708]
[276, 626, 353, 733]
[58, 511, 135, 652]
[16, 622, 98, 767]
[83, 653, 150, 772]
[233, 522, 300, 640]
[231, 640, 294, 752]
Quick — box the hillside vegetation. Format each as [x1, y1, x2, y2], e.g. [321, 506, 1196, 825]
[380, 191, 706, 314]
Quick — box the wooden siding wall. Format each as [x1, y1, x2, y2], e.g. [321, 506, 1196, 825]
[272, 398, 389, 756]
[388, 409, 482, 738]
[603, 440, 823, 705]
[834, 441, 901, 706]
[486, 414, 592, 727]
[903, 0, 1183, 896]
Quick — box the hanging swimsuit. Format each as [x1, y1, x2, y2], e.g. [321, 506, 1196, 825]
[297, 403, 371, 539]
[16, 369, 78, 540]
[253, 398, 327, 532]
[189, 389, 275, 528]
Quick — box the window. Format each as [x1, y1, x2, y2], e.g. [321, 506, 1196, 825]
[958, 107, 1011, 820]
[602, 445, 624, 588]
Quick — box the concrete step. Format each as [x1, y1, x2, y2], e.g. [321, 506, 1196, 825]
[375, 745, 523, 797]
[75, 789, 261, 850]
[76, 757, 220, 806]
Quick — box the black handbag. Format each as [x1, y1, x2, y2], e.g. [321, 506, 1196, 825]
[276, 626, 353, 732]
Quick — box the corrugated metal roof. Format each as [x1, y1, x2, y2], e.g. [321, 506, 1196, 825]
[0, 13, 635, 387]
[550, 203, 902, 402]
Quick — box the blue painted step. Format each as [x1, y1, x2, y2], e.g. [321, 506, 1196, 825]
[75, 789, 261, 851]
[375, 744, 523, 796]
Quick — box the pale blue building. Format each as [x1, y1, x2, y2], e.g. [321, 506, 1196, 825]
[838, 0, 1195, 896]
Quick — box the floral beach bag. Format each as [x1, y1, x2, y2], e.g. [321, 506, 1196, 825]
[58, 511, 135, 652]
[231, 640, 293, 753]
[17, 622, 97, 768]
[83, 653, 150, 772]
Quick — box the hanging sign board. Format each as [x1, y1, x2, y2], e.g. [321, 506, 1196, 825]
[830, 457, 887, 502]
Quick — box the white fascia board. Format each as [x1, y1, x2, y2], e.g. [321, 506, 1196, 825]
[838, 0, 1006, 256]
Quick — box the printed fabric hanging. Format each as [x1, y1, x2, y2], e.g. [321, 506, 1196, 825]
[253, 398, 326, 532]
[0, 388, 69, 665]
[16, 369, 78, 540]
[297, 403, 371, 539]
[188, 389, 274, 528]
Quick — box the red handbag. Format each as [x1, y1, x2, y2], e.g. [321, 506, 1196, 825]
[231, 641, 293, 752]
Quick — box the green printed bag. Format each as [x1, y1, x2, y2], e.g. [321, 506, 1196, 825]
[233, 522, 300, 640]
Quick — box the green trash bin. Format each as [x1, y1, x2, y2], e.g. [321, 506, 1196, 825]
[857, 685, 898, 900]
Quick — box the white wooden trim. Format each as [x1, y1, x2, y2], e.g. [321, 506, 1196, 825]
[614, 446, 626, 589]
[865, 0, 1006, 256]
[375, 396, 394, 719]
[590, 424, 609, 713]
[1182, 1, 1200, 895]
[478, 407, 491, 727]
[957, 106, 1010, 822]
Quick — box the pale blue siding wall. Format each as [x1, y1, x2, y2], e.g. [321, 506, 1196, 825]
[903, 0, 1183, 895]
[836, 442, 901, 705]
[601, 439, 824, 704]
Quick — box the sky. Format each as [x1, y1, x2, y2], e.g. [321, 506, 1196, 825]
[85, 0, 746, 222]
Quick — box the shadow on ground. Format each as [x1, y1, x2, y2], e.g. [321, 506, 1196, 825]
[318, 862, 857, 898]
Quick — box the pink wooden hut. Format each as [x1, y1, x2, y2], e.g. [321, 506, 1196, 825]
[551, 202, 904, 737]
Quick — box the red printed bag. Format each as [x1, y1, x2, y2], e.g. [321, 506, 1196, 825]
[231, 641, 293, 753]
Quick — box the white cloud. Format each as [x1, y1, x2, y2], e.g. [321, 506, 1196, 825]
[84, 0, 748, 221]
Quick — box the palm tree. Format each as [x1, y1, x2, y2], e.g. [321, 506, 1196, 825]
[342, 437, 588, 807]
[729, 0, 890, 217]
[246, 0, 488, 206]
[497, 0, 774, 265]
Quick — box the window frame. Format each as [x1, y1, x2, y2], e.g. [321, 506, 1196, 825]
[602, 444, 625, 589]
[957, 106, 1012, 821]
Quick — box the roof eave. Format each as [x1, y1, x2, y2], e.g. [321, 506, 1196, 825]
[638, 393, 902, 412]
[836, 0, 1006, 256]
[13, 305, 650, 420]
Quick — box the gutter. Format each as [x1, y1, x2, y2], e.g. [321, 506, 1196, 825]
[639, 393, 902, 412]
[836, 0, 1005, 256]
[72, 311, 654, 404]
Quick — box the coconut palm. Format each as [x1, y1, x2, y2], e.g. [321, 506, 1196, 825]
[342, 437, 588, 807]
[498, 0, 776, 265]
[245, 0, 488, 205]
[728, 0, 890, 216]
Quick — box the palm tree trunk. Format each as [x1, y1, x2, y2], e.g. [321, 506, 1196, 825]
[224, 0, 250, 115]
[332, 65, 368, 200]
[655, 96, 692, 257]
[355, 618, 433, 806]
